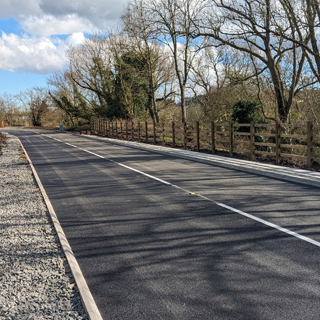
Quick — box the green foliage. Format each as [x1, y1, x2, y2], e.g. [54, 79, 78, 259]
[114, 50, 150, 119]
[49, 83, 94, 127]
[30, 98, 48, 126]
[90, 57, 121, 119]
[231, 101, 265, 124]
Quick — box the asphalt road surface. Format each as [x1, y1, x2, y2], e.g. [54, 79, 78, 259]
[5, 128, 320, 320]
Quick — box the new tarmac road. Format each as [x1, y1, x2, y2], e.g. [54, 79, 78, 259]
[6, 128, 320, 320]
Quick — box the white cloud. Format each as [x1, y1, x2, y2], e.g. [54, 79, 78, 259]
[20, 14, 95, 36]
[0, 0, 129, 34]
[0, 0, 129, 74]
[65, 32, 86, 46]
[0, 32, 85, 74]
[39, 0, 128, 29]
[0, 0, 42, 18]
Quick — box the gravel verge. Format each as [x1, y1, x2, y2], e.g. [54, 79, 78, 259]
[0, 134, 89, 320]
[0, 132, 7, 154]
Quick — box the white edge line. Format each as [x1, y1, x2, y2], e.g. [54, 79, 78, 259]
[81, 149, 105, 159]
[217, 202, 320, 248]
[18, 138, 103, 320]
[79, 146, 171, 185]
[50, 134, 320, 249]
[76, 134, 320, 188]
[117, 162, 172, 185]
[65, 142, 77, 148]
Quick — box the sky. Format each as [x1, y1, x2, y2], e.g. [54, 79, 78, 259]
[0, 0, 129, 96]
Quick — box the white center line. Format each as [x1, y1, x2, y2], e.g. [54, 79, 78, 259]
[47, 135, 320, 248]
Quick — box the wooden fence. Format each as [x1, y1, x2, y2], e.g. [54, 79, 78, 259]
[90, 119, 320, 169]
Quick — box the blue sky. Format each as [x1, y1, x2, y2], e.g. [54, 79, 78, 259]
[0, 0, 128, 96]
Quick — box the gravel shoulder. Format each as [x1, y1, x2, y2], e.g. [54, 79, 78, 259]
[0, 134, 89, 320]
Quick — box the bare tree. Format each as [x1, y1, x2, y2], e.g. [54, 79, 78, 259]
[138, 0, 209, 122]
[18, 88, 49, 126]
[122, 0, 176, 123]
[189, 46, 265, 121]
[48, 70, 94, 127]
[67, 36, 121, 118]
[195, 0, 312, 123]
[277, 0, 320, 83]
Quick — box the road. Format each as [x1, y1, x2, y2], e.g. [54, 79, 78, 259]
[4, 128, 320, 320]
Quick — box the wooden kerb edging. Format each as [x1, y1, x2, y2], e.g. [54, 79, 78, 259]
[19, 140, 103, 320]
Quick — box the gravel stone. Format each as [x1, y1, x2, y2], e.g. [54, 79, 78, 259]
[0, 134, 89, 320]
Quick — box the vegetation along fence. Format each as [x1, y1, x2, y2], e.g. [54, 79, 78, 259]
[90, 119, 320, 169]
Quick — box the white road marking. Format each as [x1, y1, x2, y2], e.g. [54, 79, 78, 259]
[116, 162, 172, 185]
[65, 142, 77, 148]
[47, 135, 320, 248]
[217, 202, 320, 247]
[81, 149, 105, 159]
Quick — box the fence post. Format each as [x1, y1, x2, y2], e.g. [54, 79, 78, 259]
[162, 123, 165, 145]
[153, 121, 156, 144]
[183, 122, 187, 149]
[196, 121, 200, 152]
[275, 121, 280, 164]
[250, 121, 255, 161]
[145, 121, 148, 143]
[172, 121, 176, 148]
[307, 121, 313, 169]
[126, 121, 128, 140]
[138, 121, 141, 142]
[211, 121, 215, 154]
[229, 121, 234, 157]
[131, 121, 134, 141]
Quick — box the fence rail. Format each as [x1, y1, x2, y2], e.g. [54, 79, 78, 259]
[90, 119, 320, 170]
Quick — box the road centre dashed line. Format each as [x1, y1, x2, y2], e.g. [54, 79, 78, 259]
[45, 134, 320, 249]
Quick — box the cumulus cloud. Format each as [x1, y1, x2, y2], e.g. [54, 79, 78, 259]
[0, 0, 42, 18]
[0, 0, 129, 74]
[0, 0, 129, 33]
[0, 32, 85, 74]
[39, 0, 127, 29]
[20, 14, 95, 36]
